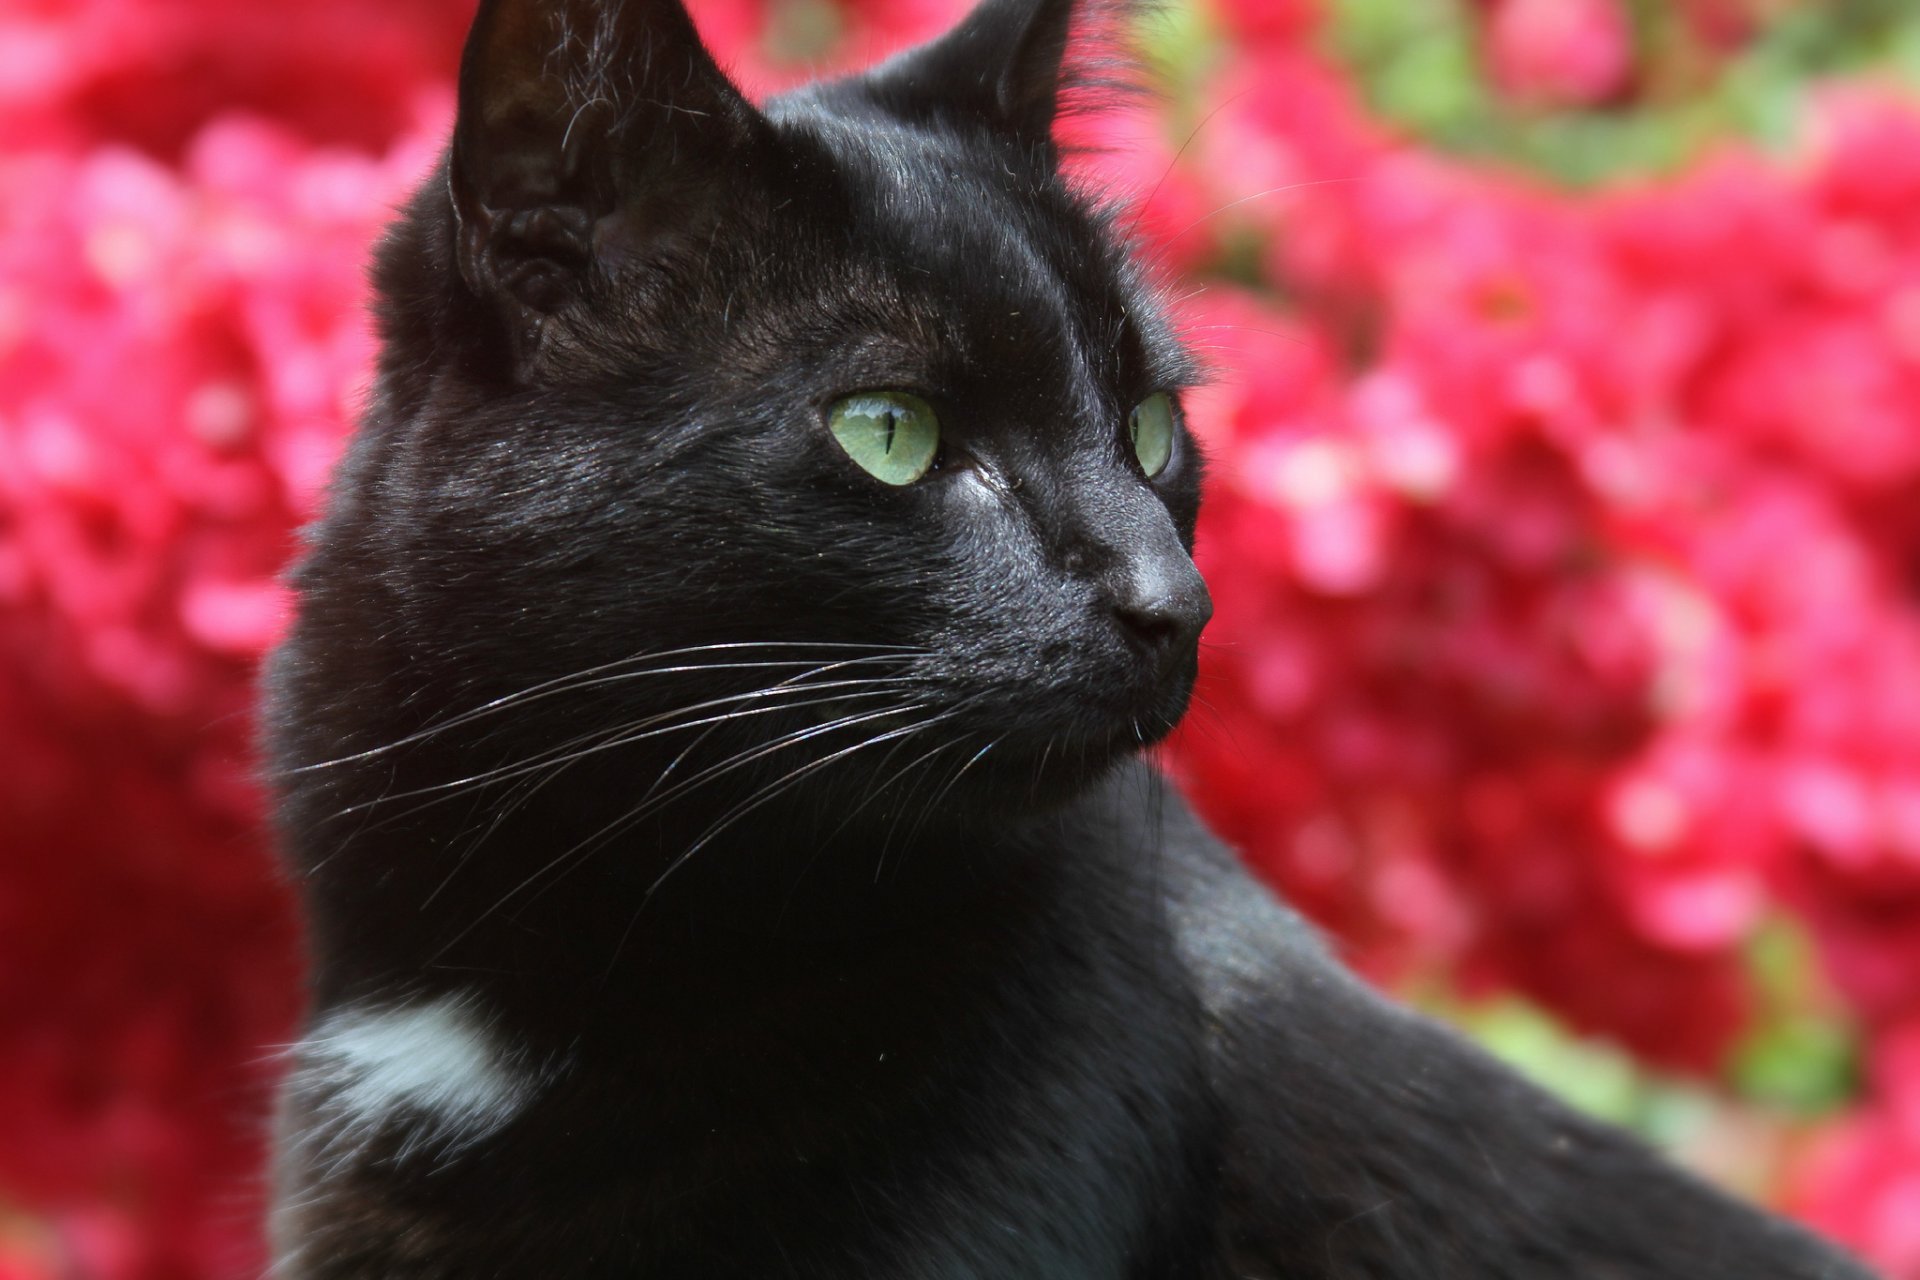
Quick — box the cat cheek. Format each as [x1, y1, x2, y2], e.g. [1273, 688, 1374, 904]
[590, 204, 707, 278]
[937, 458, 1024, 516]
[947, 469, 1004, 509]
[590, 215, 652, 275]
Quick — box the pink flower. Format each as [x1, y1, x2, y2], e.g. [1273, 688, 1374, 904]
[0, 106, 435, 1276]
[8, 0, 1920, 1269]
[1793, 1022, 1920, 1276]
[1483, 0, 1637, 109]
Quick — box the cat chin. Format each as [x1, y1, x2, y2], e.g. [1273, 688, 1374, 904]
[949, 674, 1200, 809]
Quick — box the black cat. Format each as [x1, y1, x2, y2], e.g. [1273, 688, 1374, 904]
[263, 0, 1876, 1274]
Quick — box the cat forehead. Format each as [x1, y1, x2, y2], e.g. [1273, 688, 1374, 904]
[754, 99, 1178, 389]
[787, 114, 1083, 267]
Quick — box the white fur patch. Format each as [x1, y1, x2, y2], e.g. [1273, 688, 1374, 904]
[291, 993, 542, 1166]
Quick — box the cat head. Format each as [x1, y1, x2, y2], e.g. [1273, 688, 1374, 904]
[296, 0, 1209, 826]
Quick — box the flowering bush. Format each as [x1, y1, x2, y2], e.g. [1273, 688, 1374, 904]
[1, 0, 1916, 1275]
[1156, 0, 1920, 1257]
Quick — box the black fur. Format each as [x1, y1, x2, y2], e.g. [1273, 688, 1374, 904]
[264, 0, 1876, 1275]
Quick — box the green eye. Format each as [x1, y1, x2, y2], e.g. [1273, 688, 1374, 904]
[1129, 393, 1176, 478]
[828, 391, 940, 485]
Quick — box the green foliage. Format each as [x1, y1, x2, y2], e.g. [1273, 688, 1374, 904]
[1137, 0, 1230, 140]
[1451, 997, 1653, 1125]
[1426, 920, 1857, 1182]
[1322, 0, 1920, 185]
[763, 0, 845, 64]
[1439, 995, 1780, 1196]
[1731, 920, 1859, 1116]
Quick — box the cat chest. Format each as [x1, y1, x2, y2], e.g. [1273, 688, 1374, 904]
[275, 962, 1221, 1277]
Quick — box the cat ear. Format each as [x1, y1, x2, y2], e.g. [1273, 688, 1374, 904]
[449, 0, 764, 321]
[866, 0, 1090, 148]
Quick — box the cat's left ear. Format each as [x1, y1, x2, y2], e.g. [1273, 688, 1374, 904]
[863, 0, 1091, 150]
[448, 0, 766, 342]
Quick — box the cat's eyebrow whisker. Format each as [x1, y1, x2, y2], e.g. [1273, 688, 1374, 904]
[284, 643, 927, 774]
[1119, 88, 1251, 245]
[1173, 323, 1318, 348]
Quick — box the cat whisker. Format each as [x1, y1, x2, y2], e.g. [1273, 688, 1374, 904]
[439, 672, 912, 858]
[857, 728, 981, 885]
[407, 656, 922, 809]
[851, 735, 962, 840]
[646, 709, 961, 900]
[597, 698, 933, 844]
[334, 673, 918, 824]
[764, 691, 992, 917]
[843, 688, 1000, 883]
[601, 657, 933, 822]
[285, 642, 926, 774]
[600, 706, 959, 975]
[503, 656, 921, 786]
[599, 708, 968, 974]
[425, 701, 935, 963]
[861, 735, 973, 885]
[887, 732, 1006, 880]
[413, 681, 922, 908]
[1030, 735, 1057, 805]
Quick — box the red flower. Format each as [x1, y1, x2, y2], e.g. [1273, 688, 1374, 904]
[6, 0, 1920, 1273]
[1792, 1021, 1920, 1276]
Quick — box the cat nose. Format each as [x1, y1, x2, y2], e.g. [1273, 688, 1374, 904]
[1108, 558, 1212, 660]
[1068, 481, 1211, 662]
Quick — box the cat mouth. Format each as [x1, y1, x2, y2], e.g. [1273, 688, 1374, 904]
[1096, 656, 1201, 752]
[970, 644, 1201, 775]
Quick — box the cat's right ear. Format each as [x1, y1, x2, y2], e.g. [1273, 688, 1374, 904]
[449, 0, 765, 352]
[862, 0, 1108, 155]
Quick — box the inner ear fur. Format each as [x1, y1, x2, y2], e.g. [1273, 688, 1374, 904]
[448, 0, 767, 322]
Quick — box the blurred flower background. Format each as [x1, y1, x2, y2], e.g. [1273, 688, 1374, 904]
[2, 0, 1918, 1274]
